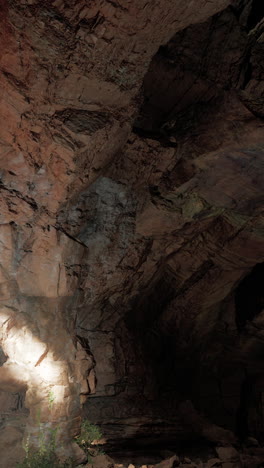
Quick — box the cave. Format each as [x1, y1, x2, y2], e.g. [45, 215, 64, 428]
[0, 1, 264, 467]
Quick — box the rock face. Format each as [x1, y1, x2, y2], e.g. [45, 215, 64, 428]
[0, 0, 264, 466]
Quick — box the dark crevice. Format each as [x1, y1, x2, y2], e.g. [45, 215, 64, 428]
[0, 180, 38, 211]
[235, 263, 264, 331]
[0, 347, 8, 367]
[132, 126, 178, 147]
[229, 1, 248, 21]
[126, 268, 176, 331]
[175, 260, 214, 298]
[241, 62, 253, 89]
[54, 109, 110, 135]
[54, 224, 89, 249]
[236, 373, 257, 441]
[77, 12, 104, 32]
[104, 0, 129, 12]
[247, 0, 264, 31]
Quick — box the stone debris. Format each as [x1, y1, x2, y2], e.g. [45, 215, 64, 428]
[84, 444, 264, 468]
[155, 455, 180, 468]
[215, 447, 240, 462]
[206, 459, 222, 468]
[87, 453, 114, 467]
[245, 437, 259, 447]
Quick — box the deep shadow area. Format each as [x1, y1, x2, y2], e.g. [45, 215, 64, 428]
[236, 373, 258, 441]
[235, 263, 264, 331]
[133, 5, 248, 141]
[106, 439, 216, 466]
[247, 0, 264, 31]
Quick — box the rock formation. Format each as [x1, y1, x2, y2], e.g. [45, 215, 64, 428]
[0, 0, 263, 466]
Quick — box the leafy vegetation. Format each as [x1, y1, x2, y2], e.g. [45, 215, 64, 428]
[48, 390, 55, 410]
[75, 420, 102, 449]
[16, 435, 75, 468]
[16, 452, 74, 468]
[75, 420, 104, 462]
[16, 393, 74, 468]
[16, 391, 103, 467]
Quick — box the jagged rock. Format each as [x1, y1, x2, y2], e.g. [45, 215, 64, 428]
[87, 453, 114, 468]
[245, 436, 259, 447]
[206, 459, 222, 468]
[241, 452, 264, 468]
[154, 455, 180, 468]
[243, 447, 264, 458]
[215, 447, 240, 462]
[178, 401, 237, 445]
[1, 0, 264, 465]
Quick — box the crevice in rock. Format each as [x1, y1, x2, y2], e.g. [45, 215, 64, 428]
[54, 109, 110, 135]
[236, 373, 257, 441]
[134, 3, 250, 166]
[54, 224, 89, 248]
[0, 347, 7, 367]
[126, 269, 176, 331]
[0, 180, 38, 211]
[241, 61, 253, 89]
[247, 0, 264, 31]
[235, 263, 264, 331]
[1, 0, 264, 465]
[132, 126, 178, 147]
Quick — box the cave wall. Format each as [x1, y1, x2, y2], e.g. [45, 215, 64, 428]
[83, 0, 264, 445]
[0, 0, 264, 465]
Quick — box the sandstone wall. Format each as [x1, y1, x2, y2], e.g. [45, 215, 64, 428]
[0, 0, 264, 465]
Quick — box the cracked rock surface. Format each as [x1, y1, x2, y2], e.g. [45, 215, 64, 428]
[0, 0, 264, 466]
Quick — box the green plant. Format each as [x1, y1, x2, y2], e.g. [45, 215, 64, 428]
[75, 420, 102, 447]
[16, 446, 74, 468]
[17, 397, 74, 468]
[18, 401, 103, 467]
[48, 390, 55, 410]
[75, 420, 103, 455]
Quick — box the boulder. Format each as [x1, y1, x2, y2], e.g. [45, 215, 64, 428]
[215, 447, 240, 462]
[206, 458, 222, 468]
[155, 455, 180, 468]
[87, 453, 115, 468]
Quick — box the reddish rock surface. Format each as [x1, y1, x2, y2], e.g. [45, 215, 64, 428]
[0, 0, 264, 466]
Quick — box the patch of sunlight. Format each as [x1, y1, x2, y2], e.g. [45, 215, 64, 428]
[0, 306, 65, 404]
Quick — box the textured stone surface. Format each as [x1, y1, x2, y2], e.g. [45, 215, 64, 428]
[0, 0, 264, 466]
[154, 455, 180, 468]
[215, 447, 240, 462]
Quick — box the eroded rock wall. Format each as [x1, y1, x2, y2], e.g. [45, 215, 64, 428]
[83, 0, 264, 446]
[0, 0, 264, 465]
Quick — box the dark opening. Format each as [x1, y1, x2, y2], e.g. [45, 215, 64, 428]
[126, 269, 175, 331]
[241, 62, 253, 90]
[247, 0, 264, 31]
[236, 374, 257, 441]
[0, 347, 7, 366]
[125, 270, 180, 397]
[235, 263, 264, 331]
